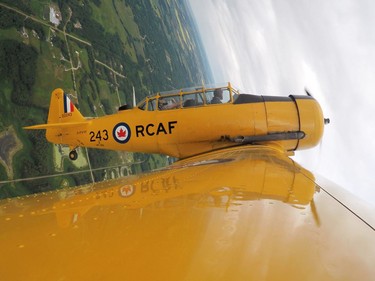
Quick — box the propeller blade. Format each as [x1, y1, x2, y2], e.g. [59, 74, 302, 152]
[304, 88, 312, 97]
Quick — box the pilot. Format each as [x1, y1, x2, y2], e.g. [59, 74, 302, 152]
[159, 97, 179, 110]
[211, 88, 223, 104]
[158, 98, 168, 110]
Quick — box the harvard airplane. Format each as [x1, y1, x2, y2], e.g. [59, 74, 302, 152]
[1, 83, 374, 280]
[24, 83, 327, 160]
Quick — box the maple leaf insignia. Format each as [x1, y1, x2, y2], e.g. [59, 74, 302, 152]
[113, 123, 131, 143]
[117, 128, 127, 138]
[119, 185, 135, 197]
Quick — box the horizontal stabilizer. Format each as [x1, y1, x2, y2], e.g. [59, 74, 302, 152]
[24, 121, 88, 130]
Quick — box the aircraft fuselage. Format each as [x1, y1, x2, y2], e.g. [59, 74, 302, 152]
[26, 84, 325, 158]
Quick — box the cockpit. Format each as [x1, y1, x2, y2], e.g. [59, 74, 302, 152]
[137, 83, 240, 111]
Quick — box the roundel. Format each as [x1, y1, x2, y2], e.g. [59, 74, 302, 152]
[113, 122, 131, 144]
[119, 185, 135, 198]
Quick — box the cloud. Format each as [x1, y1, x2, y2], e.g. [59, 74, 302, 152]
[188, 0, 375, 205]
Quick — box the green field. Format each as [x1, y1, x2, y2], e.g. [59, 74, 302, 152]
[0, 0, 212, 198]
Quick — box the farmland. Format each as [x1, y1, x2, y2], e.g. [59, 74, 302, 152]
[0, 0, 212, 198]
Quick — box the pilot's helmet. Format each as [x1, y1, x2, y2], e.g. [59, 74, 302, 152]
[214, 88, 223, 98]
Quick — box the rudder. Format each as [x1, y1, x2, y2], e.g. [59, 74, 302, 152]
[48, 88, 85, 124]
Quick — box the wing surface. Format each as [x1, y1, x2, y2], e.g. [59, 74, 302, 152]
[1, 145, 374, 280]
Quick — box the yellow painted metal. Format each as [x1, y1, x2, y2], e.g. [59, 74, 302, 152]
[294, 97, 325, 149]
[24, 84, 325, 158]
[1, 145, 374, 280]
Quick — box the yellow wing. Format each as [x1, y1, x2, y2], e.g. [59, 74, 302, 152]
[1, 145, 374, 280]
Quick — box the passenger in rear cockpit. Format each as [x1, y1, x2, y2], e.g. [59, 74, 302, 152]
[211, 88, 223, 104]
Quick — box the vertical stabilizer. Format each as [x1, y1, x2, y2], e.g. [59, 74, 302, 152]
[24, 89, 87, 146]
[48, 88, 85, 124]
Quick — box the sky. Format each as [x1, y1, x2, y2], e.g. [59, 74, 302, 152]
[188, 0, 375, 206]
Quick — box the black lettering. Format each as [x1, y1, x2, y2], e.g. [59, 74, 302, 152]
[168, 121, 177, 134]
[96, 130, 102, 140]
[62, 113, 72, 118]
[146, 124, 155, 136]
[90, 130, 110, 142]
[77, 130, 87, 135]
[136, 122, 177, 137]
[90, 131, 95, 142]
[136, 125, 145, 137]
[156, 123, 167, 135]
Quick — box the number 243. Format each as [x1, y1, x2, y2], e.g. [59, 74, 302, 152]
[89, 130, 109, 142]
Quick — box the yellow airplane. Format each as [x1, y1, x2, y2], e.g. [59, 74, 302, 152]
[1, 145, 375, 280]
[4, 83, 373, 280]
[24, 83, 328, 160]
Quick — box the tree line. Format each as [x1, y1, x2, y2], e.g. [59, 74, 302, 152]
[0, 40, 38, 106]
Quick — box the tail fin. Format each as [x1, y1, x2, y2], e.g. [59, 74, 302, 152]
[25, 88, 86, 130]
[24, 89, 88, 145]
[48, 88, 85, 124]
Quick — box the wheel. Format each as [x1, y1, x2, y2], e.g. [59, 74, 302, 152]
[69, 150, 78, 161]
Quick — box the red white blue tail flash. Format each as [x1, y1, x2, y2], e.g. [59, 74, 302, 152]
[64, 94, 74, 113]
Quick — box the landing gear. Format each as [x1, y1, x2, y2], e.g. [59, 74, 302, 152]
[69, 150, 78, 161]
